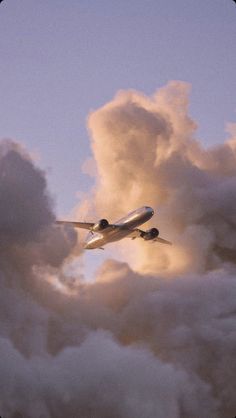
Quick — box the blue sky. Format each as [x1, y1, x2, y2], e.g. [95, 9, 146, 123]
[0, 0, 236, 217]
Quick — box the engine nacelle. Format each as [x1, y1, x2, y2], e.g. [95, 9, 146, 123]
[93, 219, 109, 232]
[142, 227, 159, 240]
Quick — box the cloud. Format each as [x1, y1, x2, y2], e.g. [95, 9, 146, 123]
[0, 255, 235, 417]
[0, 331, 219, 418]
[0, 82, 236, 417]
[86, 81, 236, 274]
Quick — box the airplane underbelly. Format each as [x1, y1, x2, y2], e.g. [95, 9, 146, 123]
[106, 229, 130, 243]
[85, 228, 128, 248]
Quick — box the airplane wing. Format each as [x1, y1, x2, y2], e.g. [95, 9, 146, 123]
[152, 237, 172, 245]
[129, 228, 172, 245]
[56, 221, 94, 230]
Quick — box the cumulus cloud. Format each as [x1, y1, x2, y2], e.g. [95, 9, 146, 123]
[0, 255, 235, 417]
[0, 331, 219, 418]
[86, 81, 236, 274]
[0, 82, 236, 418]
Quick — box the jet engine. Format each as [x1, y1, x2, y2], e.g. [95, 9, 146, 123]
[142, 228, 159, 240]
[93, 219, 109, 232]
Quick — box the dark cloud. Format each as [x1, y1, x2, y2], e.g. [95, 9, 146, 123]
[0, 144, 52, 243]
[0, 140, 77, 284]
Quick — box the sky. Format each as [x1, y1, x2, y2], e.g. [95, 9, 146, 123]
[1, 2, 236, 416]
[0, 0, 236, 216]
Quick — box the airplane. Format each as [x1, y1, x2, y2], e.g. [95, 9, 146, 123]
[56, 206, 172, 250]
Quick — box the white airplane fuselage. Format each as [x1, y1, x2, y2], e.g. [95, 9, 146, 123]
[84, 206, 154, 249]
